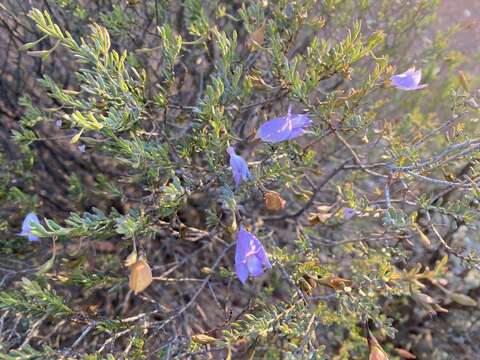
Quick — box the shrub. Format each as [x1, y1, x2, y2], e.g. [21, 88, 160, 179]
[1, 0, 479, 358]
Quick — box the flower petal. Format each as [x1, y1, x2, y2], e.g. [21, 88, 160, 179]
[391, 67, 427, 91]
[343, 207, 356, 220]
[19, 213, 40, 241]
[286, 126, 308, 140]
[391, 74, 417, 90]
[258, 248, 272, 269]
[250, 235, 271, 269]
[228, 147, 251, 186]
[234, 227, 271, 282]
[246, 255, 264, 277]
[410, 68, 422, 85]
[258, 110, 311, 143]
[290, 113, 312, 129]
[235, 261, 249, 284]
[235, 226, 251, 265]
[257, 116, 293, 143]
[28, 234, 40, 242]
[413, 84, 428, 90]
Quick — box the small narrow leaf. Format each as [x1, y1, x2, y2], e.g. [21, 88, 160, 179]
[71, 129, 83, 144]
[449, 292, 477, 307]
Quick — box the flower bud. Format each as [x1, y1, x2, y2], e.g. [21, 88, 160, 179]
[246, 25, 265, 51]
[264, 191, 286, 211]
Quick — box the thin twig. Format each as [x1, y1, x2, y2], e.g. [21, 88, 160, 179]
[265, 159, 350, 221]
[155, 242, 235, 331]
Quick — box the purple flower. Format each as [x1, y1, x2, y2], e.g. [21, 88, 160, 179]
[18, 212, 40, 241]
[78, 144, 86, 153]
[55, 119, 62, 129]
[343, 207, 356, 220]
[235, 226, 271, 284]
[227, 146, 251, 186]
[390, 67, 427, 91]
[257, 106, 312, 143]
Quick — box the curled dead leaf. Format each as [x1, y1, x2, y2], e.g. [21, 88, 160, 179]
[394, 348, 416, 359]
[308, 212, 332, 225]
[318, 276, 352, 290]
[86, 303, 100, 316]
[246, 25, 265, 51]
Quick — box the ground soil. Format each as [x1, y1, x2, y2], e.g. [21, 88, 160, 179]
[438, 0, 480, 71]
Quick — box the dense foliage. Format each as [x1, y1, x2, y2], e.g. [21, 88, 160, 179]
[1, 0, 480, 358]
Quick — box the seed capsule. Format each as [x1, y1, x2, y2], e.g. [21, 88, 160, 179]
[124, 249, 138, 267]
[264, 191, 286, 211]
[192, 334, 217, 344]
[129, 257, 152, 294]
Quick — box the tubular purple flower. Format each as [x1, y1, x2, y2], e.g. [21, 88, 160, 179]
[257, 106, 312, 143]
[227, 146, 251, 186]
[18, 212, 40, 241]
[78, 144, 86, 153]
[235, 226, 271, 284]
[390, 67, 427, 91]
